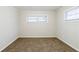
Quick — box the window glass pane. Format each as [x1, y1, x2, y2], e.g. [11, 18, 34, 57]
[27, 16, 48, 23]
[65, 7, 79, 20]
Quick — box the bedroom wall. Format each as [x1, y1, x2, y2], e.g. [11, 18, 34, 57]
[19, 10, 56, 37]
[0, 6, 19, 51]
[56, 6, 79, 51]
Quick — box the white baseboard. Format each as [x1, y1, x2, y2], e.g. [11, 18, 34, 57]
[57, 36, 79, 51]
[1, 35, 79, 52]
[0, 36, 56, 51]
[19, 36, 57, 38]
[0, 36, 19, 52]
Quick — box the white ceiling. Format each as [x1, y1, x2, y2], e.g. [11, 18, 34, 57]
[16, 6, 61, 11]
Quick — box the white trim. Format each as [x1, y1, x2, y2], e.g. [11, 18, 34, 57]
[57, 36, 79, 51]
[19, 36, 56, 38]
[1, 35, 79, 52]
[0, 36, 19, 52]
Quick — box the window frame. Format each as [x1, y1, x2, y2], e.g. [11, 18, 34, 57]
[27, 16, 48, 23]
[64, 6, 79, 21]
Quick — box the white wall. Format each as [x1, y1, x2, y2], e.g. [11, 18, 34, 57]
[0, 7, 19, 51]
[19, 11, 56, 37]
[56, 6, 79, 51]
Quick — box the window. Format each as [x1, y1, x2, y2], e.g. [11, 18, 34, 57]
[27, 16, 48, 23]
[64, 7, 79, 21]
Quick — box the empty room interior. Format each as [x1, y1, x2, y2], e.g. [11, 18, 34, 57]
[0, 6, 79, 52]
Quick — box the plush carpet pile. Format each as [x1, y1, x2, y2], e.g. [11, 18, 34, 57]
[2, 38, 77, 52]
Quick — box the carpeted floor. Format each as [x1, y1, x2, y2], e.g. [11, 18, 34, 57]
[2, 38, 77, 52]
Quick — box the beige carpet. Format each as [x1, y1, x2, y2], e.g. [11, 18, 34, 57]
[2, 38, 77, 52]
